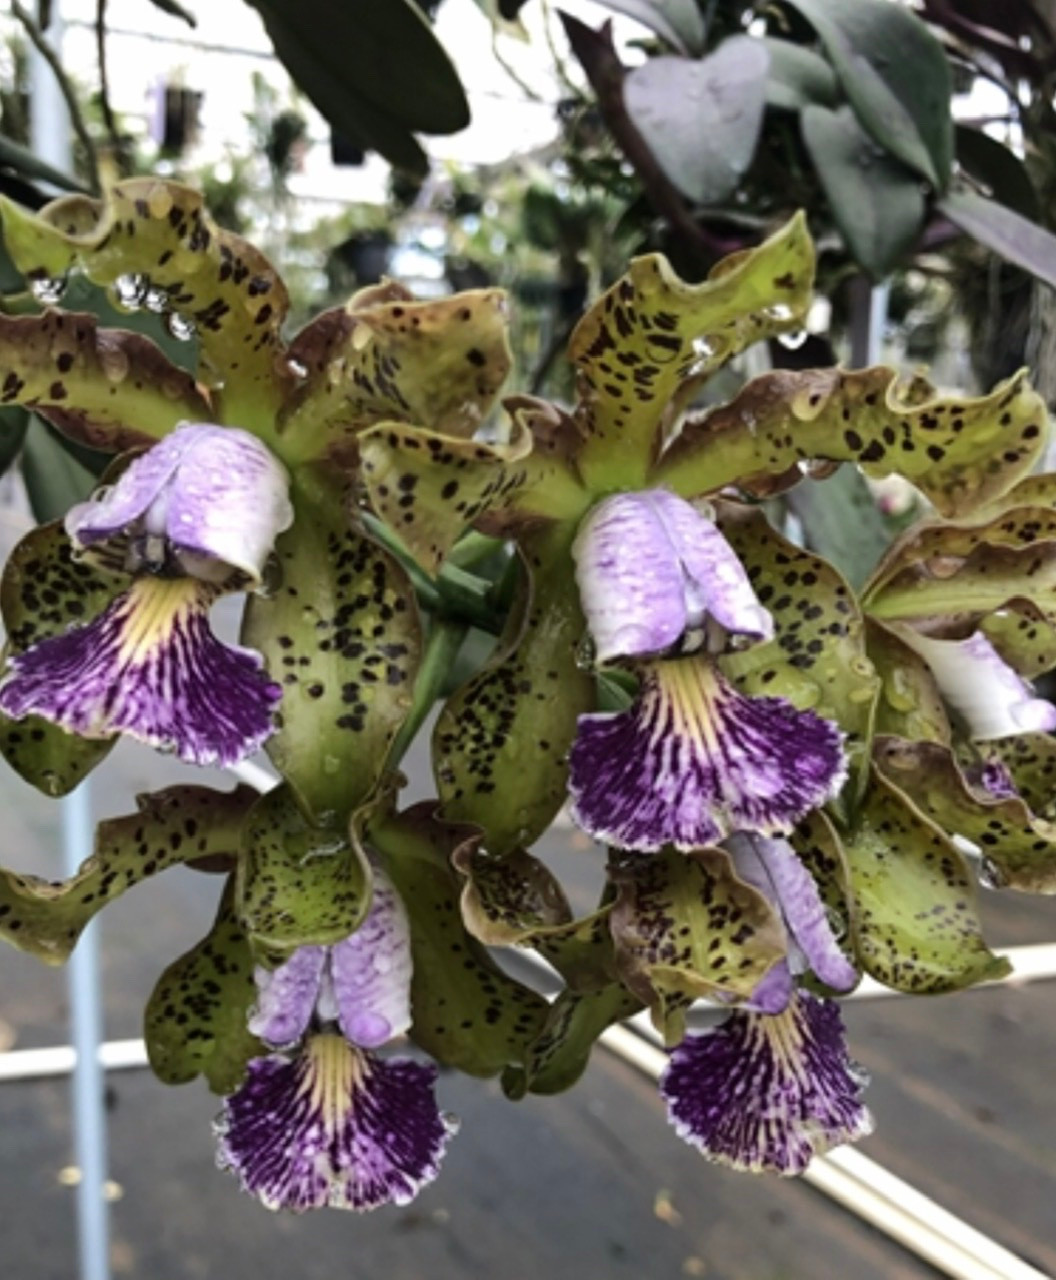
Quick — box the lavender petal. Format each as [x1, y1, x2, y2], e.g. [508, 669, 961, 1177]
[216, 1035, 456, 1211]
[249, 946, 328, 1049]
[569, 657, 846, 852]
[726, 833, 856, 992]
[0, 576, 281, 766]
[331, 866, 413, 1049]
[572, 490, 771, 663]
[659, 991, 873, 1175]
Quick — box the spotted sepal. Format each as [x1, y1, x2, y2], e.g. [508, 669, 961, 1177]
[145, 875, 262, 1094]
[608, 847, 786, 1045]
[0, 783, 256, 962]
[865, 619, 951, 745]
[984, 733, 1056, 819]
[368, 803, 549, 1077]
[237, 784, 372, 954]
[570, 212, 814, 491]
[241, 467, 421, 823]
[433, 525, 594, 854]
[451, 839, 573, 946]
[716, 503, 879, 799]
[279, 286, 513, 462]
[0, 310, 211, 452]
[0, 180, 291, 424]
[842, 769, 1009, 992]
[655, 367, 1046, 518]
[875, 736, 1056, 894]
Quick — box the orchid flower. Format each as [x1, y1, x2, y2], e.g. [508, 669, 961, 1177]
[0, 423, 292, 766]
[217, 867, 456, 1212]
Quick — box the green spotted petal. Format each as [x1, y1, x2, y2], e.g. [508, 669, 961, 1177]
[280, 287, 513, 462]
[1, 181, 291, 425]
[875, 736, 1056, 894]
[608, 847, 786, 1045]
[654, 367, 1047, 518]
[0, 717, 113, 797]
[985, 734, 1056, 818]
[716, 503, 880, 796]
[501, 981, 642, 1100]
[433, 524, 594, 853]
[571, 212, 814, 491]
[144, 875, 261, 1094]
[237, 784, 372, 953]
[865, 619, 951, 745]
[359, 416, 588, 574]
[980, 602, 1056, 679]
[241, 467, 421, 824]
[0, 311, 211, 452]
[452, 838, 573, 946]
[843, 770, 1009, 992]
[864, 504, 1056, 625]
[369, 803, 549, 1077]
[0, 784, 256, 962]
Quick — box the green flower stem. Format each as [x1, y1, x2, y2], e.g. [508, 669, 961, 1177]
[387, 616, 469, 768]
[446, 531, 506, 569]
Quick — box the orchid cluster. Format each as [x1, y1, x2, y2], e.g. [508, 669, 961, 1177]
[0, 180, 1053, 1211]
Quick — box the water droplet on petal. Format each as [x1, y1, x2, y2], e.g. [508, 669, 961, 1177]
[777, 328, 808, 350]
[165, 311, 196, 341]
[113, 273, 150, 311]
[30, 274, 68, 304]
[764, 303, 794, 322]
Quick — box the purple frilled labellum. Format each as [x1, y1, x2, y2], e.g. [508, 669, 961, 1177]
[569, 490, 846, 852]
[660, 991, 873, 1175]
[217, 867, 456, 1212]
[0, 423, 292, 765]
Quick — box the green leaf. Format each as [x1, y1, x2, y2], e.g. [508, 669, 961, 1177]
[433, 524, 594, 854]
[241, 466, 421, 822]
[609, 847, 785, 1044]
[0, 784, 256, 962]
[502, 981, 641, 1099]
[875, 736, 1056, 895]
[237, 784, 372, 952]
[0, 135, 84, 195]
[570, 213, 815, 491]
[370, 803, 549, 1077]
[954, 126, 1039, 222]
[280, 286, 513, 464]
[717, 502, 880, 797]
[801, 104, 926, 278]
[0, 181, 292, 426]
[0, 405, 28, 475]
[623, 38, 769, 205]
[0, 309, 210, 453]
[655, 366, 1047, 519]
[593, 0, 705, 55]
[939, 189, 1056, 292]
[786, 461, 890, 589]
[785, 0, 952, 190]
[843, 770, 1009, 992]
[145, 876, 263, 1095]
[763, 37, 839, 110]
[20, 418, 98, 523]
[244, 0, 469, 172]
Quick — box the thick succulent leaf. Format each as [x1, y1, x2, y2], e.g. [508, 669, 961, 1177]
[608, 847, 785, 1045]
[241, 467, 420, 822]
[939, 189, 1056, 293]
[875, 736, 1056, 895]
[655, 366, 1047, 518]
[502, 981, 642, 1100]
[0, 784, 256, 962]
[623, 38, 769, 205]
[0, 519, 120, 792]
[0, 310, 209, 452]
[569, 212, 814, 491]
[785, 0, 952, 190]
[842, 770, 1009, 992]
[359, 413, 588, 575]
[0, 181, 291, 424]
[764, 37, 839, 110]
[237, 784, 372, 952]
[145, 876, 262, 1094]
[280, 288, 513, 463]
[452, 840, 572, 946]
[865, 619, 951, 745]
[716, 503, 879, 795]
[864, 515, 1056, 627]
[369, 803, 549, 1077]
[433, 524, 594, 854]
[801, 104, 926, 279]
